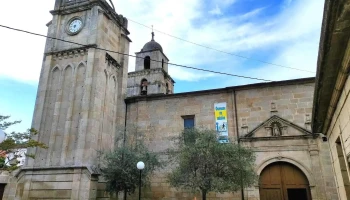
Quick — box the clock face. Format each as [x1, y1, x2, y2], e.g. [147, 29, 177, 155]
[68, 18, 83, 34]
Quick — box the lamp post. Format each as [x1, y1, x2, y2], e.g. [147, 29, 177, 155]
[137, 161, 145, 200]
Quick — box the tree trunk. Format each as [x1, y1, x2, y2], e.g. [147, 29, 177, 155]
[123, 189, 127, 200]
[202, 190, 207, 200]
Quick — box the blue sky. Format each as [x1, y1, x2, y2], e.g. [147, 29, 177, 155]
[0, 0, 324, 133]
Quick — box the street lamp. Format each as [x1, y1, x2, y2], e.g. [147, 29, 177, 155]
[137, 161, 145, 200]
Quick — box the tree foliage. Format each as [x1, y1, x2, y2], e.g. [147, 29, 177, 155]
[100, 125, 163, 199]
[167, 128, 257, 200]
[0, 115, 48, 171]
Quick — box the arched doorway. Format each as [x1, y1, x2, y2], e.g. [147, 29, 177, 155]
[259, 162, 311, 200]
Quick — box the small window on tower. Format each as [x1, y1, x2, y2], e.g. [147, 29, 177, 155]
[166, 83, 169, 94]
[140, 79, 148, 95]
[144, 56, 150, 69]
[162, 59, 164, 69]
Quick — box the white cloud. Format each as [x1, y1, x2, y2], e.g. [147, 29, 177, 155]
[169, 66, 215, 82]
[209, 5, 222, 15]
[236, 7, 266, 21]
[0, 1, 53, 84]
[0, 0, 324, 84]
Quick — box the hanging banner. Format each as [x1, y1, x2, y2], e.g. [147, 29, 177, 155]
[214, 102, 229, 143]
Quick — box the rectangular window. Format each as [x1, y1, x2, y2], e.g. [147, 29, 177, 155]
[183, 115, 195, 129]
[182, 115, 195, 144]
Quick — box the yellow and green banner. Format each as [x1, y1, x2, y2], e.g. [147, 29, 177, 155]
[214, 102, 229, 143]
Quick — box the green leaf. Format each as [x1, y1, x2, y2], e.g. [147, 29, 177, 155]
[0, 115, 48, 171]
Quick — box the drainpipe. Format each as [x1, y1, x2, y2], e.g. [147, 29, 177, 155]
[123, 100, 129, 200]
[123, 100, 128, 146]
[233, 90, 244, 200]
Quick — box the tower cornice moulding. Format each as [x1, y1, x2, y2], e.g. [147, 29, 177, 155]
[46, 45, 96, 60]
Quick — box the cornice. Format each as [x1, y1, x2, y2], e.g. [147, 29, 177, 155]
[125, 77, 315, 104]
[312, 0, 350, 133]
[239, 135, 315, 142]
[45, 45, 96, 60]
[128, 68, 175, 83]
[322, 39, 350, 134]
[128, 68, 164, 77]
[135, 49, 169, 61]
[14, 165, 100, 180]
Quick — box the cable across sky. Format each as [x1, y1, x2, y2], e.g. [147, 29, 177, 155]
[0, 24, 273, 82]
[127, 18, 316, 74]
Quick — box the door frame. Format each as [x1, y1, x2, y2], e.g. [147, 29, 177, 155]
[259, 162, 312, 200]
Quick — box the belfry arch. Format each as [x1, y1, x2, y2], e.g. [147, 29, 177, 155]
[144, 56, 150, 69]
[259, 162, 312, 200]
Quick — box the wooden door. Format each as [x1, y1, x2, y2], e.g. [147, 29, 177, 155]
[259, 162, 311, 200]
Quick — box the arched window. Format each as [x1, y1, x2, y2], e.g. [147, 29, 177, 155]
[144, 56, 150, 69]
[140, 78, 148, 95]
[166, 83, 169, 94]
[162, 59, 164, 69]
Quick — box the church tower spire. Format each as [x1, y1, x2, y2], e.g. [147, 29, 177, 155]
[127, 30, 175, 97]
[151, 25, 155, 41]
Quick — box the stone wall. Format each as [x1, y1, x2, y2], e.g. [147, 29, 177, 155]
[125, 78, 337, 200]
[126, 90, 238, 200]
[326, 77, 350, 200]
[235, 83, 314, 136]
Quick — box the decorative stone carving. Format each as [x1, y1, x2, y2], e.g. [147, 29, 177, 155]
[272, 122, 282, 136]
[270, 102, 278, 116]
[241, 118, 248, 135]
[282, 126, 288, 135]
[271, 102, 276, 111]
[265, 120, 285, 137]
[243, 115, 312, 138]
[276, 153, 283, 160]
[105, 53, 121, 69]
[305, 114, 311, 130]
[265, 126, 272, 137]
[305, 114, 311, 123]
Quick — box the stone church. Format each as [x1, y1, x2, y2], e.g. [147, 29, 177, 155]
[1, 0, 350, 199]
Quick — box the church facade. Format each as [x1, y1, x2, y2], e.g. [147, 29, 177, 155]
[0, 0, 344, 199]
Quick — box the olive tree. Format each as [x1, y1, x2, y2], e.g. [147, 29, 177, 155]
[100, 125, 163, 199]
[0, 115, 47, 171]
[167, 128, 256, 200]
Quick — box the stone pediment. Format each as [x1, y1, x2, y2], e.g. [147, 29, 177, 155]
[244, 115, 312, 138]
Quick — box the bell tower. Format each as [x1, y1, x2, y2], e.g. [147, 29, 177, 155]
[15, 0, 131, 199]
[127, 32, 175, 96]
